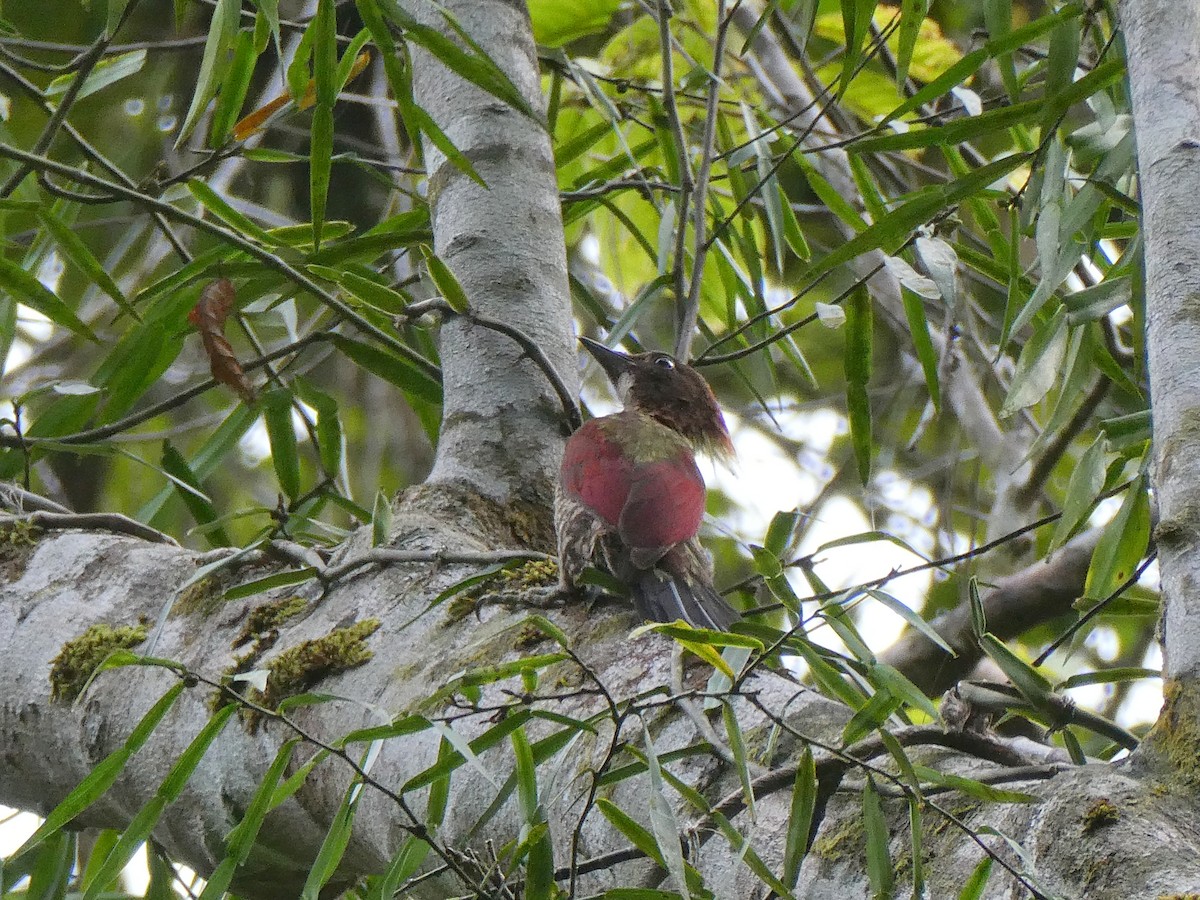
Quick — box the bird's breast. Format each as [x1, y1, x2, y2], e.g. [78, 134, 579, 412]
[560, 413, 706, 550]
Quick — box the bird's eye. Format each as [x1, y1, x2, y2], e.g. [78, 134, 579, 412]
[654, 356, 676, 370]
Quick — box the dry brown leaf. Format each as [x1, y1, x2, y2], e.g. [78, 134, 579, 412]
[189, 278, 256, 402]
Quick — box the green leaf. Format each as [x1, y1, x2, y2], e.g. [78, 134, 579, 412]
[177, 0, 240, 147]
[378, 1, 538, 122]
[210, 30, 258, 147]
[862, 56, 1124, 154]
[293, 375, 343, 475]
[45, 49, 146, 102]
[968, 576, 986, 639]
[311, 101, 334, 251]
[371, 489, 393, 547]
[1084, 472, 1150, 601]
[15, 684, 186, 857]
[1041, 16, 1081, 140]
[642, 727, 690, 900]
[161, 440, 232, 548]
[900, 284, 940, 410]
[82, 705, 238, 899]
[866, 589, 954, 656]
[511, 728, 554, 900]
[839, 0, 878, 97]
[862, 778, 893, 899]
[328, 334, 443, 406]
[529, 0, 620, 46]
[301, 780, 362, 900]
[1057, 667, 1160, 690]
[223, 568, 318, 601]
[0, 256, 96, 341]
[313, 0, 338, 106]
[894, 0, 929, 87]
[870, 661, 939, 720]
[913, 765, 1038, 804]
[419, 244, 470, 313]
[597, 800, 664, 867]
[188, 179, 278, 246]
[262, 388, 302, 500]
[979, 634, 1055, 710]
[878, 3, 1083, 124]
[255, 0, 282, 59]
[959, 856, 993, 900]
[722, 702, 755, 819]
[844, 285, 873, 483]
[983, 0, 1018, 101]
[37, 209, 137, 320]
[1050, 435, 1107, 551]
[310, 266, 412, 314]
[1000, 307, 1069, 417]
[784, 746, 816, 889]
[287, 12, 316, 102]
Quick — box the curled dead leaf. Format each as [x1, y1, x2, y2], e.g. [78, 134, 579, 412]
[190, 278, 256, 402]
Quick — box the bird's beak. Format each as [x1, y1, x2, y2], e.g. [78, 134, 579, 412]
[579, 336, 635, 387]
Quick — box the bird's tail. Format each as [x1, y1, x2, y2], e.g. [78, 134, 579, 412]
[632, 573, 739, 631]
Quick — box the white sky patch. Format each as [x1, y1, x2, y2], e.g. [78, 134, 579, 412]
[239, 399, 319, 464]
[1118, 643, 1164, 729]
[0, 811, 158, 893]
[793, 495, 935, 654]
[37, 251, 64, 294]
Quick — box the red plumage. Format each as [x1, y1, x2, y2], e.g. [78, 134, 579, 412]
[555, 340, 738, 630]
[560, 413, 706, 551]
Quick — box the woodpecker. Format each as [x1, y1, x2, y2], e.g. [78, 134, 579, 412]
[555, 337, 739, 630]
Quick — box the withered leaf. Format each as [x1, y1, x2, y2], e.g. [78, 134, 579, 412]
[190, 278, 256, 402]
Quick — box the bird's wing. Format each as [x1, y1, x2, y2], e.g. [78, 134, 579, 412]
[559, 419, 634, 528]
[618, 456, 706, 556]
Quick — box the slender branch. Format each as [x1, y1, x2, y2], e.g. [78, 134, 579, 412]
[0, 20, 119, 197]
[0, 511, 178, 545]
[0, 332, 329, 449]
[0, 483, 71, 514]
[0, 143, 440, 380]
[675, 0, 730, 361]
[1015, 378, 1111, 507]
[1033, 552, 1158, 668]
[399, 300, 581, 432]
[655, 0, 694, 352]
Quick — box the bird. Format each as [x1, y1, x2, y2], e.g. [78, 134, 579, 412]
[555, 336, 740, 630]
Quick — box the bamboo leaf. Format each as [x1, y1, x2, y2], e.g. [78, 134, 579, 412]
[0, 257, 96, 341]
[1084, 471, 1150, 601]
[844, 285, 873, 483]
[862, 778, 893, 899]
[37, 209, 137, 320]
[177, 0, 239, 146]
[419, 244, 470, 313]
[82, 706, 238, 899]
[262, 388, 301, 500]
[959, 857, 993, 899]
[643, 727, 691, 899]
[15, 684, 185, 857]
[783, 746, 816, 888]
[1050, 435, 1107, 551]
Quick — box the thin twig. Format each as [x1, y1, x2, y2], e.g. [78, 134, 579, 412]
[0, 17, 122, 197]
[398, 299, 581, 433]
[675, 0, 730, 361]
[0, 511, 178, 546]
[0, 143, 440, 379]
[655, 0, 695, 354]
[0, 332, 330, 449]
[0, 483, 71, 514]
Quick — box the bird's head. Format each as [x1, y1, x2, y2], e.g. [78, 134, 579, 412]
[581, 336, 734, 460]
